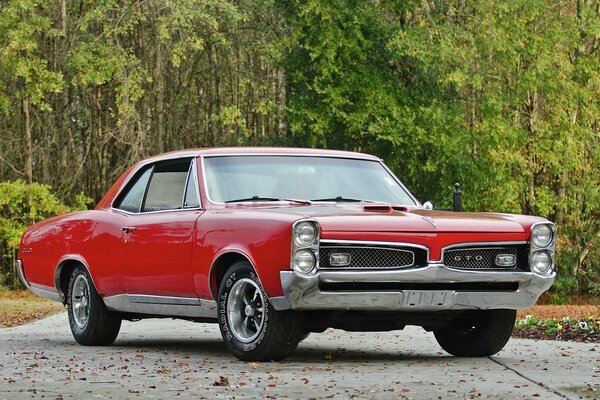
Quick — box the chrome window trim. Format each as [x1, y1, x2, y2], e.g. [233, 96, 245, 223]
[200, 155, 418, 207]
[181, 159, 193, 208]
[110, 157, 203, 215]
[182, 157, 202, 209]
[200, 151, 379, 160]
[110, 205, 203, 216]
[112, 156, 202, 212]
[191, 157, 202, 209]
[321, 239, 430, 263]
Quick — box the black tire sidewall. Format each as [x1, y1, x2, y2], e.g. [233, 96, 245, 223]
[67, 267, 93, 339]
[434, 309, 516, 357]
[218, 262, 273, 358]
[66, 265, 121, 345]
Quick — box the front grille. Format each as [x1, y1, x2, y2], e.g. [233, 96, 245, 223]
[444, 247, 518, 270]
[319, 246, 416, 269]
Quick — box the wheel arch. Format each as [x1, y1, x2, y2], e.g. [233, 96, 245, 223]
[54, 256, 96, 303]
[209, 250, 257, 300]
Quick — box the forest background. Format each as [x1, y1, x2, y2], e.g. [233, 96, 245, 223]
[0, 0, 598, 301]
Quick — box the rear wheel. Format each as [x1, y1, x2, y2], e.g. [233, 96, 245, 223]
[67, 266, 121, 345]
[217, 261, 303, 361]
[433, 309, 516, 357]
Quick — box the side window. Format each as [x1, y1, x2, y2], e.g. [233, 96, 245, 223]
[183, 161, 200, 208]
[114, 167, 152, 213]
[142, 159, 191, 212]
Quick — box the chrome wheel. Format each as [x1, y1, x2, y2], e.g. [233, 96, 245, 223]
[226, 278, 265, 343]
[71, 274, 90, 329]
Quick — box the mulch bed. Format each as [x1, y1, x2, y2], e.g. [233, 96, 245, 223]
[512, 305, 600, 343]
[512, 329, 600, 343]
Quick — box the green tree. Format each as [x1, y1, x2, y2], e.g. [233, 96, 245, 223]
[0, 180, 91, 289]
[387, 0, 599, 297]
[0, 0, 64, 183]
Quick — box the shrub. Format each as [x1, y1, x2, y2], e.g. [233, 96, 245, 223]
[0, 180, 92, 289]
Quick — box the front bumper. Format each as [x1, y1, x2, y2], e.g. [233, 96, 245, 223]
[270, 264, 555, 311]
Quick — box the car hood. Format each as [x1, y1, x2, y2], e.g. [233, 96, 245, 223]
[255, 204, 528, 233]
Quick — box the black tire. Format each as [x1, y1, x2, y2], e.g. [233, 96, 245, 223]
[433, 309, 516, 357]
[217, 261, 303, 361]
[67, 266, 121, 345]
[299, 332, 310, 342]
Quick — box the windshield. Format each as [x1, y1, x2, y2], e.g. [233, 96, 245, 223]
[203, 156, 417, 205]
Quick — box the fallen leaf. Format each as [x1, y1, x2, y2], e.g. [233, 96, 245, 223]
[212, 376, 229, 387]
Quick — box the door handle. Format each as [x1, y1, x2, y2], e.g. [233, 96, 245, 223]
[121, 226, 137, 233]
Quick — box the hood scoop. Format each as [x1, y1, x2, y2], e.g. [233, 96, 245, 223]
[362, 205, 408, 213]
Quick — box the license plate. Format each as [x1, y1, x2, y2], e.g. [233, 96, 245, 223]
[403, 291, 449, 308]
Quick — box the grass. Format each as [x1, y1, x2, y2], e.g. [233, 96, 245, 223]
[0, 290, 65, 328]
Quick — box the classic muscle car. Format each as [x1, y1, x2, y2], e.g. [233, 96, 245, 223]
[17, 147, 556, 361]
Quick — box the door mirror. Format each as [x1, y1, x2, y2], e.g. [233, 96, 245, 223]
[423, 201, 433, 210]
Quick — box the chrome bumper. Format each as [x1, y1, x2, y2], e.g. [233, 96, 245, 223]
[16, 259, 31, 289]
[270, 265, 555, 311]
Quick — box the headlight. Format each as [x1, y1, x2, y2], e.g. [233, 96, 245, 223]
[532, 224, 553, 248]
[294, 222, 317, 247]
[291, 220, 320, 273]
[293, 250, 316, 273]
[531, 251, 551, 274]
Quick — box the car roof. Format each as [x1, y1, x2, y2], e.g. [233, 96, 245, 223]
[143, 147, 381, 163]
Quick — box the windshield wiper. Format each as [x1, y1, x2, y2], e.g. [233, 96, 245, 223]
[225, 196, 311, 205]
[310, 196, 374, 203]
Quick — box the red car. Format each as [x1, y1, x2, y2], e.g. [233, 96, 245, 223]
[18, 148, 556, 361]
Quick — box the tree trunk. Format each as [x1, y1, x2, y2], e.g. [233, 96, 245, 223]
[153, 38, 165, 154]
[23, 96, 33, 184]
[525, 90, 540, 214]
[61, 0, 67, 37]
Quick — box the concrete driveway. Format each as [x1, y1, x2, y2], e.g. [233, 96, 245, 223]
[0, 312, 598, 399]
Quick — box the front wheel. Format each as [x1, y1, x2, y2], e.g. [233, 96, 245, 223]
[433, 309, 516, 357]
[217, 261, 303, 361]
[67, 266, 122, 345]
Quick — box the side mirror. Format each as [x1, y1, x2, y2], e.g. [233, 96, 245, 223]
[423, 201, 433, 210]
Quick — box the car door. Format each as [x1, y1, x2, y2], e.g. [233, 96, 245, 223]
[112, 157, 203, 298]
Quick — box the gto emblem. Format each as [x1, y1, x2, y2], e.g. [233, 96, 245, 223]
[330, 253, 351, 266]
[453, 255, 483, 262]
[495, 254, 516, 267]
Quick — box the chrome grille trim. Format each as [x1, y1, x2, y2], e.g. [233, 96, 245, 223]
[444, 247, 518, 270]
[319, 245, 415, 269]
